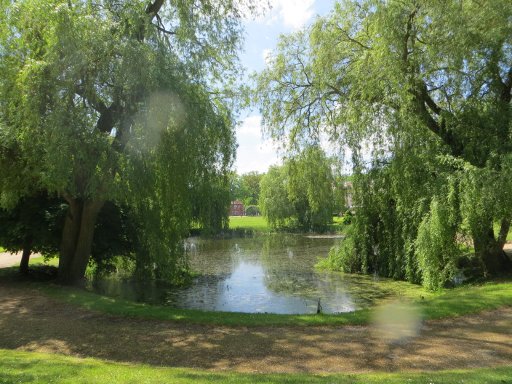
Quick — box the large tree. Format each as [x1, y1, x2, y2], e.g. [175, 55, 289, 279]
[255, 0, 512, 279]
[0, 0, 251, 283]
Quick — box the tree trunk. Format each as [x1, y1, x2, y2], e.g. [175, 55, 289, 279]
[473, 220, 512, 276]
[19, 244, 31, 275]
[58, 198, 104, 285]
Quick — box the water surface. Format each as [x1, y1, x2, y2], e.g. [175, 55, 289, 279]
[91, 234, 392, 314]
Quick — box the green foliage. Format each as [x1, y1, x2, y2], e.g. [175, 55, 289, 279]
[0, 0, 251, 282]
[230, 171, 264, 207]
[0, 193, 64, 257]
[244, 205, 260, 216]
[255, 0, 512, 284]
[259, 146, 335, 231]
[90, 203, 138, 274]
[259, 165, 294, 229]
[339, 211, 353, 225]
[416, 194, 462, 290]
[319, 230, 359, 273]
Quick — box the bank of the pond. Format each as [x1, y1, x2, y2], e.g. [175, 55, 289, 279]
[1, 256, 511, 326]
[1, 349, 511, 384]
[39, 277, 512, 327]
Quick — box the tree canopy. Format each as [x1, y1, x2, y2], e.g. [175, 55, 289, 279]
[259, 145, 335, 231]
[0, 0, 252, 283]
[255, 0, 512, 285]
[230, 171, 264, 208]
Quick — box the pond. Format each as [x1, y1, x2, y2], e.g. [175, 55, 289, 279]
[90, 234, 394, 314]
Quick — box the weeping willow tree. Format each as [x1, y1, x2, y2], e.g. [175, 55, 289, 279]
[259, 145, 335, 231]
[255, 0, 512, 286]
[0, 0, 254, 284]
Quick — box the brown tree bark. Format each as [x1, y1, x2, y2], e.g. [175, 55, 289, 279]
[58, 198, 104, 285]
[19, 244, 32, 275]
[473, 220, 512, 276]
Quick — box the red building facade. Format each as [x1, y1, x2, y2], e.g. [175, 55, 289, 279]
[230, 200, 245, 216]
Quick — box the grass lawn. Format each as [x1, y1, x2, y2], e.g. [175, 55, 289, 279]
[228, 215, 346, 234]
[228, 215, 270, 232]
[1, 349, 511, 384]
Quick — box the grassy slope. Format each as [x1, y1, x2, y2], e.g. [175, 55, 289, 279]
[1, 349, 511, 384]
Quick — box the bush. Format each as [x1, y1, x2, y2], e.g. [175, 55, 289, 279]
[340, 210, 353, 225]
[317, 227, 360, 273]
[245, 205, 260, 216]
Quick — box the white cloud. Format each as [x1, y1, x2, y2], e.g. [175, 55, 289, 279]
[235, 115, 281, 174]
[273, 0, 315, 30]
[245, 0, 315, 30]
[237, 115, 262, 136]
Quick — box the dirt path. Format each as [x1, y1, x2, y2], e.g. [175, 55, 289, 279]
[0, 283, 511, 373]
[0, 252, 42, 268]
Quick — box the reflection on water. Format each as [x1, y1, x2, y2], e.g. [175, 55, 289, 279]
[90, 234, 393, 314]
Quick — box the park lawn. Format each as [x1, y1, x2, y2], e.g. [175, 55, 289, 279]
[1, 349, 511, 384]
[228, 215, 270, 232]
[328, 216, 345, 232]
[228, 215, 346, 234]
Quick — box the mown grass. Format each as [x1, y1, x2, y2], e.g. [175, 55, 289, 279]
[228, 215, 346, 234]
[328, 215, 346, 232]
[1, 349, 511, 384]
[228, 215, 270, 232]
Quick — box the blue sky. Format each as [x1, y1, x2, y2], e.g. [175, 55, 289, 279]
[234, 0, 337, 174]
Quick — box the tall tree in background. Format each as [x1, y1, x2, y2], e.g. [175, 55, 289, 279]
[255, 0, 512, 282]
[229, 171, 264, 207]
[240, 171, 264, 206]
[0, 0, 253, 283]
[259, 165, 294, 229]
[259, 146, 334, 231]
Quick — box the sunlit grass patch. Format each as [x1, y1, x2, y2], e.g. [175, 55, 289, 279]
[1, 349, 511, 384]
[228, 215, 270, 232]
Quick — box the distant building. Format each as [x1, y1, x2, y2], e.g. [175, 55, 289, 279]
[230, 200, 245, 216]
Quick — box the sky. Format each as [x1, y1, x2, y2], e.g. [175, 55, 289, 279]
[234, 0, 337, 175]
